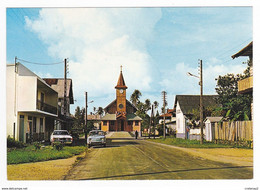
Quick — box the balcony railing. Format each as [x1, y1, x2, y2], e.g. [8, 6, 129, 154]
[37, 100, 57, 115]
[238, 76, 253, 94]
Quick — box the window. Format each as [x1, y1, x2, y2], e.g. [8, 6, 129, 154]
[40, 118, 43, 133]
[119, 104, 124, 109]
[128, 121, 133, 125]
[103, 121, 107, 126]
[135, 121, 139, 126]
[33, 117, 37, 133]
[53, 130, 69, 135]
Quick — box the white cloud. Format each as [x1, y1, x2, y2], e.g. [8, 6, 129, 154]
[160, 60, 247, 97]
[25, 8, 162, 104]
[34, 71, 53, 78]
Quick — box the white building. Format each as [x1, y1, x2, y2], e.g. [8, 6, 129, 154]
[6, 63, 58, 143]
[174, 95, 218, 139]
[204, 117, 223, 141]
[158, 109, 176, 135]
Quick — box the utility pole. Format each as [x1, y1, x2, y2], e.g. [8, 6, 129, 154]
[187, 59, 203, 144]
[149, 104, 154, 139]
[64, 58, 68, 130]
[199, 60, 203, 144]
[162, 91, 167, 138]
[85, 92, 88, 140]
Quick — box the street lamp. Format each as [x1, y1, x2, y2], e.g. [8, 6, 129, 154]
[85, 91, 94, 140]
[187, 60, 203, 144]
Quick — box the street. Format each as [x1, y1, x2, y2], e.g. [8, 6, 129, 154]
[65, 132, 253, 180]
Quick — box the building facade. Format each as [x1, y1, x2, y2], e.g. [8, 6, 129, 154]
[174, 95, 218, 139]
[43, 78, 74, 130]
[100, 68, 142, 136]
[6, 63, 58, 143]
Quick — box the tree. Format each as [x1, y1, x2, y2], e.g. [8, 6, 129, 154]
[153, 101, 159, 111]
[130, 89, 142, 107]
[73, 106, 85, 131]
[97, 107, 104, 116]
[144, 99, 151, 112]
[86, 120, 95, 134]
[215, 66, 252, 121]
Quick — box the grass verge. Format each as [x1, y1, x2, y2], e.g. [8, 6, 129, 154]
[146, 137, 248, 148]
[7, 145, 86, 165]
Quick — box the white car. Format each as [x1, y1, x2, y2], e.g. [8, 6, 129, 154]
[50, 130, 73, 145]
[87, 130, 106, 148]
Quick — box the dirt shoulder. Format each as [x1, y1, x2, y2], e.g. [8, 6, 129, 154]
[7, 152, 86, 180]
[145, 141, 253, 167]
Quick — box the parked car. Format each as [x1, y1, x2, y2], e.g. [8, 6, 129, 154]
[50, 130, 73, 145]
[87, 130, 106, 148]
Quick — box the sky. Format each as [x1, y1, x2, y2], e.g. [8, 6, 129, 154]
[6, 7, 252, 114]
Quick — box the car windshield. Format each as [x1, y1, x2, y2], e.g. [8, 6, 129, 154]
[89, 131, 104, 136]
[53, 131, 69, 135]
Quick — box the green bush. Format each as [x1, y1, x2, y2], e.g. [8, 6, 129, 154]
[7, 145, 86, 164]
[53, 142, 64, 151]
[33, 142, 41, 150]
[7, 136, 26, 148]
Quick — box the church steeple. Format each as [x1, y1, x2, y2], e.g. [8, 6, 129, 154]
[115, 66, 128, 89]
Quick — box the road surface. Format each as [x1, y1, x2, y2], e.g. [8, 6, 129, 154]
[65, 132, 253, 180]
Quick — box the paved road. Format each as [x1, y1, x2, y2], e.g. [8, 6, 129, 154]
[65, 132, 253, 180]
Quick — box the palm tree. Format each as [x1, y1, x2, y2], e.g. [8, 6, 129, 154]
[144, 99, 151, 112]
[97, 107, 104, 116]
[153, 101, 159, 111]
[130, 89, 142, 107]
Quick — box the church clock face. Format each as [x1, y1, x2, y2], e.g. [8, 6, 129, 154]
[120, 89, 124, 94]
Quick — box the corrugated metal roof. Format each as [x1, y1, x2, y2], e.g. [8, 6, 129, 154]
[101, 113, 142, 121]
[174, 95, 219, 115]
[205, 117, 223, 122]
[101, 114, 116, 120]
[87, 115, 101, 120]
[232, 41, 253, 59]
[126, 113, 142, 121]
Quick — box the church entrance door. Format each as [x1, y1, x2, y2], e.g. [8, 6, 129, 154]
[117, 120, 125, 131]
[121, 120, 124, 131]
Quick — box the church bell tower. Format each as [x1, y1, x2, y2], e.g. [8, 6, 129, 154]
[115, 66, 127, 114]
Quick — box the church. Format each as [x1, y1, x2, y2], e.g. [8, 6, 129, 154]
[100, 67, 142, 136]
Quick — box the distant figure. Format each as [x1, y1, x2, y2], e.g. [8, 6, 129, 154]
[135, 130, 138, 139]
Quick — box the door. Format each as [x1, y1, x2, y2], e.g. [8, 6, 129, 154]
[19, 115, 24, 142]
[27, 116, 33, 143]
[121, 120, 124, 131]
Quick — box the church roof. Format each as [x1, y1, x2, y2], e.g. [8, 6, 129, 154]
[126, 113, 142, 121]
[101, 113, 142, 121]
[115, 70, 127, 89]
[104, 99, 138, 113]
[101, 114, 116, 120]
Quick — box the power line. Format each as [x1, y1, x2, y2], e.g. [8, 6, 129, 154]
[17, 57, 64, 65]
[215, 37, 252, 59]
